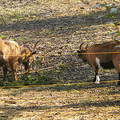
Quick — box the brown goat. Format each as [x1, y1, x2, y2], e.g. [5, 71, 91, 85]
[77, 41, 120, 85]
[0, 39, 39, 81]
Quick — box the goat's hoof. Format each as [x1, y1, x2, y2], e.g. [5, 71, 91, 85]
[95, 81, 100, 84]
[116, 82, 120, 86]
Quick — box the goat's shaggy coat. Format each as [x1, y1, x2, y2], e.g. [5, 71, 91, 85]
[0, 39, 38, 81]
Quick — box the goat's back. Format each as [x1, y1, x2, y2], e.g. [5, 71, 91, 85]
[0, 40, 21, 63]
[86, 41, 120, 64]
[88, 41, 119, 52]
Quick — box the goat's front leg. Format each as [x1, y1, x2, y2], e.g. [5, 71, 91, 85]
[13, 71, 17, 81]
[93, 66, 100, 84]
[2, 67, 8, 80]
[11, 63, 18, 81]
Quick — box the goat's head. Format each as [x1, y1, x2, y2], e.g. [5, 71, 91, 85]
[77, 43, 88, 62]
[20, 41, 39, 71]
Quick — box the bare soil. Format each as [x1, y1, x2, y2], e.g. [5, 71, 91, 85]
[0, 83, 120, 120]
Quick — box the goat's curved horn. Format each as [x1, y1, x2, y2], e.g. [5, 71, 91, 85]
[24, 45, 32, 52]
[79, 43, 84, 50]
[85, 44, 88, 49]
[33, 41, 39, 52]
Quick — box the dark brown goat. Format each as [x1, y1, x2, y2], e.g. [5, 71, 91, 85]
[77, 41, 120, 85]
[0, 39, 39, 81]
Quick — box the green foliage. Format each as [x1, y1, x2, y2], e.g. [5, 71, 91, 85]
[116, 32, 120, 37]
[0, 35, 8, 39]
[22, 72, 54, 85]
[92, 4, 105, 8]
[0, 63, 68, 86]
[92, 3, 120, 39]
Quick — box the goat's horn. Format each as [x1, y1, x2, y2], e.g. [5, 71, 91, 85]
[79, 43, 84, 50]
[33, 41, 39, 52]
[85, 44, 88, 49]
[24, 45, 32, 52]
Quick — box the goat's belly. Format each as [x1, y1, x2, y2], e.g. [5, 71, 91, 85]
[101, 61, 114, 69]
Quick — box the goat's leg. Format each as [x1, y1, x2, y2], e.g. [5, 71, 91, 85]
[112, 57, 120, 85]
[93, 66, 100, 84]
[11, 63, 18, 81]
[13, 71, 17, 81]
[2, 67, 7, 80]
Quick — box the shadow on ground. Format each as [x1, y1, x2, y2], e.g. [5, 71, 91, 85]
[0, 10, 114, 37]
[0, 93, 120, 120]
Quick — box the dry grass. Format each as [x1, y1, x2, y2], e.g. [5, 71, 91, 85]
[0, 82, 120, 120]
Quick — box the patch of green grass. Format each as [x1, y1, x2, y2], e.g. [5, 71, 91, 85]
[0, 63, 68, 86]
[0, 35, 8, 39]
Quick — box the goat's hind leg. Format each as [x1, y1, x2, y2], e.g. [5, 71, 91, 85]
[112, 57, 120, 85]
[11, 62, 18, 81]
[2, 67, 8, 81]
[0, 67, 7, 86]
[93, 66, 100, 84]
